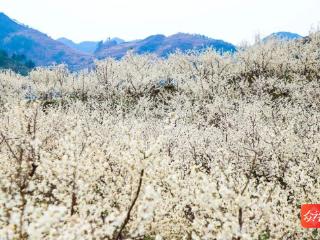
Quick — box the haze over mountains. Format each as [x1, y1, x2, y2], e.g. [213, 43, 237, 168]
[0, 12, 304, 71]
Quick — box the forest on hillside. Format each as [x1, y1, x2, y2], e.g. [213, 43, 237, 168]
[0, 49, 35, 75]
[0, 33, 319, 240]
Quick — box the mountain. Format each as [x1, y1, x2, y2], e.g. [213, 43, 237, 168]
[110, 37, 125, 44]
[0, 12, 93, 70]
[95, 33, 236, 59]
[0, 12, 236, 70]
[263, 32, 303, 42]
[94, 38, 126, 54]
[57, 37, 125, 54]
[57, 37, 99, 54]
[0, 49, 35, 75]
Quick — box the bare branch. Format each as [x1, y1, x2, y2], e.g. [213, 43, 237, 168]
[114, 169, 144, 240]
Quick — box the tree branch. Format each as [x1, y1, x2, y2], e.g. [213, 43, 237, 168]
[114, 169, 144, 240]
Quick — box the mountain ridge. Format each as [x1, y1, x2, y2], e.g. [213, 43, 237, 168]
[95, 33, 237, 59]
[263, 31, 303, 42]
[57, 37, 100, 54]
[0, 12, 94, 70]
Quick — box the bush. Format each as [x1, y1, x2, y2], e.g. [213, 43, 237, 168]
[0, 32, 319, 239]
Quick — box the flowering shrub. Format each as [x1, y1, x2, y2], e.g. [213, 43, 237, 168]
[0, 32, 320, 240]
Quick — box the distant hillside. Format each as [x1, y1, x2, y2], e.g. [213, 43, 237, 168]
[95, 33, 236, 59]
[57, 37, 125, 54]
[263, 32, 303, 42]
[57, 38, 99, 54]
[0, 12, 241, 69]
[0, 12, 93, 70]
[0, 49, 35, 75]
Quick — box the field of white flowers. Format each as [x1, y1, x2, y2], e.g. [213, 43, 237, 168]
[0, 33, 320, 240]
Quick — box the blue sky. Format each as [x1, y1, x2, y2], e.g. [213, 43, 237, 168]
[1, 0, 319, 44]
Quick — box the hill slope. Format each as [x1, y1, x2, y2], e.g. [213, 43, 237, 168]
[263, 31, 303, 41]
[1, 12, 237, 68]
[0, 13, 93, 70]
[57, 37, 125, 54]
[0, 49, 34, 75]
[95, 33, 236, 59]
[57, 38, 100, 54]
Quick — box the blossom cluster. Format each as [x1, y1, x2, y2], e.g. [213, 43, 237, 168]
[0, 32, 320, 239]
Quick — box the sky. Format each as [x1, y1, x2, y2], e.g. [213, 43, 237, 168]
[0, 0, 319, 45]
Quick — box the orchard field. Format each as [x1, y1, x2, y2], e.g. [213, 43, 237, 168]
[0, 33, 320, 239]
